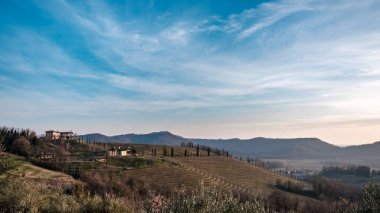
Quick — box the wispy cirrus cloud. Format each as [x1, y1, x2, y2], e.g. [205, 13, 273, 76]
[1, 0, 380, 144]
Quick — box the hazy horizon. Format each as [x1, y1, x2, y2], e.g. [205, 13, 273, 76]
[1, 0, 380, 146]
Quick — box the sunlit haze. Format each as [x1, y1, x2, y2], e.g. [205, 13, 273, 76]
[1, 0, 380, 146]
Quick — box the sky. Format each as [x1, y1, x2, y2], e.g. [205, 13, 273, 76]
[1, 0, 380, 146]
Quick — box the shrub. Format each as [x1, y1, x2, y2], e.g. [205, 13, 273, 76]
[11, 136, 31, 157]
[0, 153, 22, 174]
[142, 184, 271, 213]
[0, 176, 133, 213]
[306, 176, 357, 200]
[0, 176, 46, 213]
[360, 183, 380, 212]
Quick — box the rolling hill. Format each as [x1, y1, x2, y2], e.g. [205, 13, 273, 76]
[81, 131, 380, 164]
[81, 131, 185, 145]
[123, 156, 311, 197]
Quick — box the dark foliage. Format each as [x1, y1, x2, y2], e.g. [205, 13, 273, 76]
[322, 165, 371, 178]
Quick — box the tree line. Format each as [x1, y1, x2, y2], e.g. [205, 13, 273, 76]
[0, 126, 38, 157]
[180, 141, 229, 157]
[322, 165, 371, 178]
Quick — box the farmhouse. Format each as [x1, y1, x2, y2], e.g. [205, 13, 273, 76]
[108, 146, 131, 157]
[45, 130, 74, 140]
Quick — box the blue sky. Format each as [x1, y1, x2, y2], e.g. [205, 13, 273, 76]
[1, 0, 380, 145]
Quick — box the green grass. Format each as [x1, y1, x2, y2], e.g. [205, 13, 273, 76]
[0, 154, 23, 174]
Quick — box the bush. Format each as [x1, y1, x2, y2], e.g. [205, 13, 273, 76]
[142, 184, 271, 213]
[0, 154, 22, 174]
[306, 176, 357, 200]
[11, 136, 31, 157]
[76, 192, 131, 213]
[0, 176, 133, 213]
[276, 179, 305, 193]
[360, 183, 380, 212]
[0, 176, 48, 213]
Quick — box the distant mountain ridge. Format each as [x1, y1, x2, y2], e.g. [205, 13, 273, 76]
[81, 131, 380, 163]
[81, 131, 185, 145]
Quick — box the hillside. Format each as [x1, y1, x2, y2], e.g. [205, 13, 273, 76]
[123, 156, 311, 197]
[192, 137, 341, 159]
[2, 160, 80, 187]
[343, 141, 380, 157]
[81, 132, 380, 163]
[0, 134, 363, 212]
[0, 155, 132, 212]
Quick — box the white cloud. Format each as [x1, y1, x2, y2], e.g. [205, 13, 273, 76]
[0, 30, 102, 79]
[3, 0, 380, 144]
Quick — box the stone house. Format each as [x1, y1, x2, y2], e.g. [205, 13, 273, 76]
[45, 130, 74, 140]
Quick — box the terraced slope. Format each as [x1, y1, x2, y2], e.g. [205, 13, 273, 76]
[123, 156, 308, 196]
[172, 156, 307, 194]
[122, 164, 214, 189]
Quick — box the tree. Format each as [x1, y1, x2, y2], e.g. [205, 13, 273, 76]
[356, 166, 370, 178]
[0, 141, 20, 174]
[11, 136, 30, 157]
[103, 143, 107, 150]
[196, 145, 199, 157]
[131, 147, 137, 155]
[171, 147, 174, 157]
[56, 147, 68, 171]
[20, 128, 37, 145]
[0, 141, 5, 152]
[163, 146, 167, 157]
[187, 141, 193, 148]
[361, 183, 380, 212]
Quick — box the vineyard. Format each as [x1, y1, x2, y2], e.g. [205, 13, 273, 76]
[122, 156, 311, 197]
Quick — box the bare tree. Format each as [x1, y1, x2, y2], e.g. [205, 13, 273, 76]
[11, 136, 30, 157]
